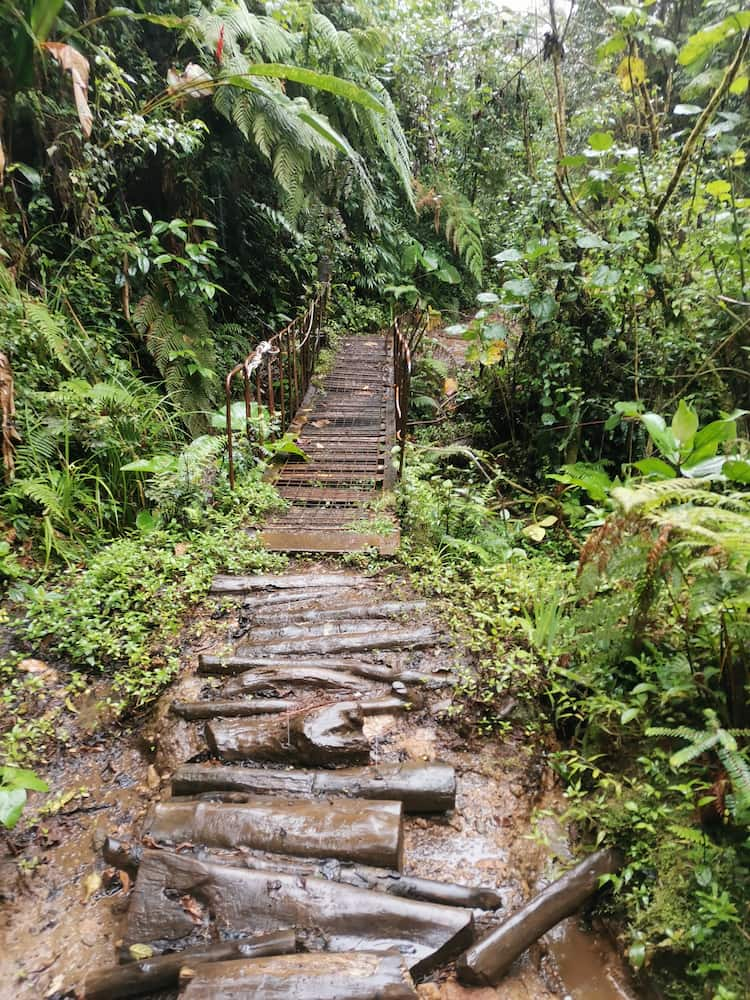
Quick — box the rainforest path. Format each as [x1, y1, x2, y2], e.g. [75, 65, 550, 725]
[2, 332, 639, 999]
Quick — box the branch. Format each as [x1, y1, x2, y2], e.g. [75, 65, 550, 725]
[654, 29, 750, 221]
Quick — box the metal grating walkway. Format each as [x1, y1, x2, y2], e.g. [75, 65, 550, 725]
[259, 334, 399, 554]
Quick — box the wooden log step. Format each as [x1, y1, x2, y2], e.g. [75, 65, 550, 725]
[172, 761, 456, 813]
[456, 848, 623, 986]
[222, 666, 384, 695]
[240, 588, 368, 611]
[238, 620, 419, 644]
[205, 702, 370, 765]
[173, 699, 295, 719]
[247, 600, 427, 626]
[236, 627, 441, 657]
[81, 932, 297, 999]
[143, 797, 404, 869]
[180, 951, 418, 999]
[123, 850, 474, 976]
[211, 573, 366, 593]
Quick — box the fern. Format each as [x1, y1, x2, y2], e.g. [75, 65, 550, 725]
[647, 712, 750, 820]
[415, 180, 484, 282]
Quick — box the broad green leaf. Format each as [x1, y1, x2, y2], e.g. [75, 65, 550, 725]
[628, 941, 646, 969]
[11, 163, 42, 186]
[238, 65, 386, 113]
[121, 454, 179, 474]
[588, 131, 614, 151]
[108, 8, 190, 28]
[621, 706, 640, 724]
[476, 291, 500, 304]
[296, 109, 350, 155]
[730, 75, 749, 95]
[577, 234, 610, 249]
[679, 13, 750, 67]
[502, 278, 533, 299]
[651, 37, 678, 57]
[673, 104, 703, 116]
[590, 264, 621, 288]
[641, 413, 679, 461]
[31, 0, 65, 41]
[633, 457, 677, 479]
[671, 399, 699, 448]
[0, 788, 26, 830]
[596, 33, 627, 60]
[434, 264, 461, 284]
[492, 248, 523, 263]
[705, 179, 731, 198]
[559, 154, 587, 168]
[723, 459, 750, 483]
[530, 294, 556, 322]
[691, 416, 737, 455]
[0, 766, 49, 792]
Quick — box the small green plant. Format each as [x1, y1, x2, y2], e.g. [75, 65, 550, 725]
[0, 766, 48, 829]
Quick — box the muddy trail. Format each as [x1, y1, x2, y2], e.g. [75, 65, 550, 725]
[1, 563, 640, 1000]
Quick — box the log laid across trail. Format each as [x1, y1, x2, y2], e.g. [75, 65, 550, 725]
[247, 599, 428, 627]
[101, 838, 502, 911]
[82, 931, 297, 999]
[180, 950, 418, 999]
[205, 702, 370, 765]
[172, 699, 296, 719]
[236, 626, 441, 657]
[124, 850, 474, 976]
[211, 573, 366, 593]
[143, 796, 404, 869]
[456, 848, 623, 985]
[171, 761, 457, 813]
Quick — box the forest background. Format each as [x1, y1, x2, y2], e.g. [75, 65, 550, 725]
[1, 1, 750, 997]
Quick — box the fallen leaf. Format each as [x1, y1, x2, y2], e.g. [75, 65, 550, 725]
[128, 943, 154, 961]
[443, 377, 458, 396]
[42, 43, 93, 138]
[81, 871, 102, 903]
[174, 542, 189, 556]
[19, 658, 49, 673]
[179, 893, 205, 923]
[167, 63, 212, 99]
[45, 974, 64, 997]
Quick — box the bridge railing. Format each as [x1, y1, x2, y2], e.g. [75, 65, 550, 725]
[225, 281, 330, 488]
[392, 308, 426, 478]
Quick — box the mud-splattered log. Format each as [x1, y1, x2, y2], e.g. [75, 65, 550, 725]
[124, 850, 474, 975]
[180, 951, 418, 999]
[456, 848, 623, 985]
[171, 761, 457, 813]
[81, 932, 297, 999]
[205, 702, 370, 765]
[236, 626, 441, 656]
[143, 797, 404, 869]
[211, 573, 366, 593]
[247, 600, 428, 626]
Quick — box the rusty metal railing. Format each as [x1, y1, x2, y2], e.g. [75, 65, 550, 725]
[392, 308, 426, 477]
[225, 281, 330, 488]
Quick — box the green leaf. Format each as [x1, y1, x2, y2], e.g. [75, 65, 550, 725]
[31, 0, 65, 41]
[633, 457, 676, 479]
[641, 413, 679, 462]
[237, 65, 386, 114]
[730, 75, 749, 95]
[476, 291, 500, 304]
[621, 706, 640, 724]
[121, 454, 179, 474]
[723, 459, 750, 483]
[492, 248, 524, 263]
[671, 399, 699, 448]
[0, 766, 49, 792]
[628, 941, 646, 969]
[679, 13, 750, 67]
[705, 179, 731, 198]
[11, 163, 42, 186]
[434, 264, 461, 284]
[588, 131, 614, 151]
[673, 104, 704, 116]
[559, 155, 588, 168]
[530, 294, 556, 322]
[596, 33, 627, 60]
[503, 278, 533, 299]
[576, 234, 610, 250]
[651, 37, 678, 57]
[590, 265, 622, 288]
[0, 788, 26, 830]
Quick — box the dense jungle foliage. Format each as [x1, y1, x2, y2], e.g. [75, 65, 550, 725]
[1, 0, 750, 996]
